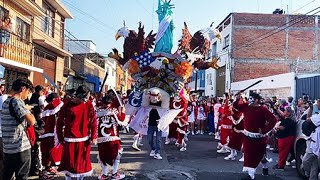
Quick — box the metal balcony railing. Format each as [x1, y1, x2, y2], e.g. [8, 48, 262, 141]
[2, 30, 32, 66]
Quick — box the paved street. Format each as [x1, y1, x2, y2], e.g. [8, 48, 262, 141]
[31, 131, 303, 180]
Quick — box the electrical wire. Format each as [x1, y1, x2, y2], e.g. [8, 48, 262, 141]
[61, 0, 117, 32]
[214, 7, 320, 58]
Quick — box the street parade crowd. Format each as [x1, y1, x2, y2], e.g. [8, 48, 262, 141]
[0, 78, 319, 180]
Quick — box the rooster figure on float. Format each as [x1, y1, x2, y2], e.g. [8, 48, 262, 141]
[109, 0, 222, 153]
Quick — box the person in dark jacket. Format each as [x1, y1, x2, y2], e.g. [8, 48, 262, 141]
[274, 106, 296, 170]
[28, 85, 45, 176]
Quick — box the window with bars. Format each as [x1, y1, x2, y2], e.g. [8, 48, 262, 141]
[16, 17, 30, 42]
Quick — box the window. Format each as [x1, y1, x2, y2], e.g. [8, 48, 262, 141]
[41, 3, 55, 37]
[112, 69, 115, 76]
[212, 42, 217, 57]
[207, 73, 212, 85]
[0, 6, 8, 23]
[223, 34, 230, 48]
[16, 17, 30, 41]
[202, 73, 205, 80]
[106, 67, 109, 75]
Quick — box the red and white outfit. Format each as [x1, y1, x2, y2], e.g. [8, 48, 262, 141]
[96, 105, 125, 167]
[40, 98, 64, 168]
[234, 100, 276, 179]
[166, 96, 188, 148]
[56, 100, 97, 178]
[218, 99, 232, 153]
[174, 97, 188, 151]
[224, 110, 244, 160]
[227, 110, 244, 152]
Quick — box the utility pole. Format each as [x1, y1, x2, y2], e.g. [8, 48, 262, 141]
[194, 71, 198, 96]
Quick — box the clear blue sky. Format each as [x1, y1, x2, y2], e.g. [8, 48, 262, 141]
[63, 0, 319, 55]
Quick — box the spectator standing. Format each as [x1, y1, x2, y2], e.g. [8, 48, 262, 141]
[1, 78, 36, 180]
[273, 107, 296, 170]
[0, 89, 9, 180]
[0, 16, 14, 57]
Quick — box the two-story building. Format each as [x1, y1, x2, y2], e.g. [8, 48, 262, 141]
[0, 0, 43, 89]
[205, 12, 320, 97]
[32, 0, 73, 87]
[0, 0, 72, 90]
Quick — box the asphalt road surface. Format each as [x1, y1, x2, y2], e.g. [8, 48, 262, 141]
[30, 132, 302, 180]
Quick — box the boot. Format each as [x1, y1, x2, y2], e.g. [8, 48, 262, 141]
[262, 168, 268, 176]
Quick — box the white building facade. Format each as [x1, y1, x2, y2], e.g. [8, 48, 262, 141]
[105, 57, 117, 90]
[205, 16, 233, 97]
[65, 40, 97, 54]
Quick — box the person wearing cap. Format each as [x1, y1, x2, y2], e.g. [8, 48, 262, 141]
[95, 89, 126, 180]
[56, 85, 97, 179]
[234, 92, 277, 180]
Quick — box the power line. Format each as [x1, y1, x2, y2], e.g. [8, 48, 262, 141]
[214, 7, 320, 58]
[61, 0, 117, 32]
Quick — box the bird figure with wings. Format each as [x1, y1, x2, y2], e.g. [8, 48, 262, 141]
[178, 22, 222, 70]
[108, 21, 156, 66]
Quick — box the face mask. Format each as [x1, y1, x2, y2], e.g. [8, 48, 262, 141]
[248, 96, 255, 104]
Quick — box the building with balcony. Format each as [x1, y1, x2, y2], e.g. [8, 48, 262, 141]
[0, 0, 73, 90]
[31, 0, 73, 87]
[0, 0, 44, 89]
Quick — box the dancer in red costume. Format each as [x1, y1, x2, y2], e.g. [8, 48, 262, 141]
[217, 94, 233, 154]
[96, 90, 126, 180]
[56, 86, 97, 180]
[234, 93, 277, 180]
[174, 93, 189, 152]
[39, 93, 64, 179]
[224, 107, 244, 161]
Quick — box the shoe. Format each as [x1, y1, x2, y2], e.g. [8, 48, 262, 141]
[154, 154, 163, 160]
[150, 150, 156, 157]
[138, 142, 144, 146]
[224, 154, 235, 160]
[111, 172, 125, 180]
[200, 131, 204, 135]
[165, 140, 170, 145]
[273, 164, 284, 171]
[217, 148, 228, 154]
[241, 175, 256, 180]
[266, 157, 273, 163]
[215, 135, 220, 140]
[239, 156, 244, 162]
[217, 143, 223, 150]
[48, 167, 58, 175]
[39, 171, 54, 180]
[191, 131, 195, 135]
[209, 132, 213, 135]
[286, 161, 291, 166]
[132, 144, 141, 151]
[262, 168, 269, 176]
[196, 130, 200, 134]
[99, 174, 109, 180]
[180, 147, 187, 152]
[266, 144, 271, 149]
[291, 159, 296, 163]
